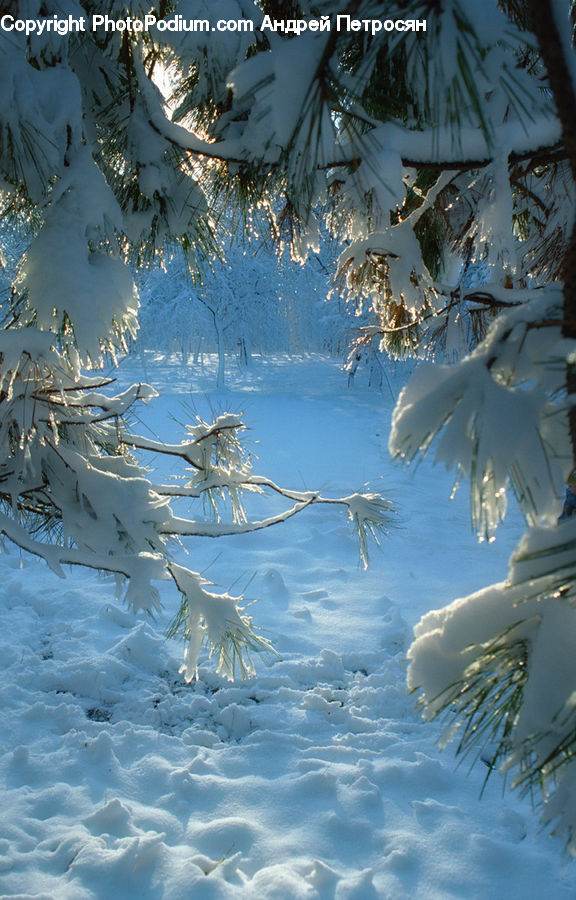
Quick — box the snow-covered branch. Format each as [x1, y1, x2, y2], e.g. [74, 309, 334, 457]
[3, 0, 576, 850]
[0, 327, 393, 678]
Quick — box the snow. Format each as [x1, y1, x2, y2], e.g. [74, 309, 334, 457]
[0, 353, 575, 898]
[16, 148, 138, 363]
[389, 288, 570, 537]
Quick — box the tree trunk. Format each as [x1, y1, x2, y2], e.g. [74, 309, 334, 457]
[527, 0, 576, 461]
[214, 316, 226, 390]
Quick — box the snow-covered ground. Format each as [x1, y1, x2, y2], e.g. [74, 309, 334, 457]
[0, 354, 574, 899]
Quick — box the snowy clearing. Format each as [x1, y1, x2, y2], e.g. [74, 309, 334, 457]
[0, 354, 574, 899]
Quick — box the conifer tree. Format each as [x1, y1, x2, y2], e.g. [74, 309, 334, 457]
[2, 0, 576, 849]
[140, 0, 576, 849]
[0, 2, 393, 682]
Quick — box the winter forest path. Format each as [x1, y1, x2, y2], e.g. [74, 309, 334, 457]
[0, 354, 573, 898]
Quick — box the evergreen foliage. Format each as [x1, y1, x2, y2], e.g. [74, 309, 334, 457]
[2, 0, 576, 851]
[0, 0, 395, 683]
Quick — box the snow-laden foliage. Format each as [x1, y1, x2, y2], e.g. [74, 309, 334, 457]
[407, 516, 576, 853]
[2, 0, 576, 852]
[0, 307, 392, 680]
[122, 0, 576, 851]
[0, 1, 400, 683]
[390, 287, 570, 538]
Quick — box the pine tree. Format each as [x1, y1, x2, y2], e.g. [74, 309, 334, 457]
[136, 0, 576, 852]
[3, 0, 576, 850]
[0, 4, 394, 682]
